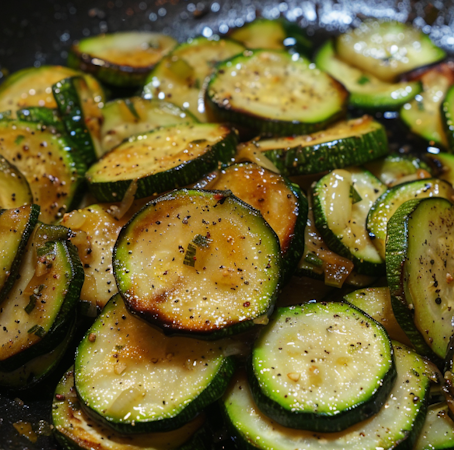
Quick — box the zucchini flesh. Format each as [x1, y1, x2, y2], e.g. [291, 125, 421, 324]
[101, 97, 198, 152]
[86, 123, 237, 202]
[0, 155, 33, 208]
[335, 20, 446, 82]
[143, 37, 245, 122]
[442, 84, 454, 153]
[313, 167, 386, 275]
[69, 32, 177, 87]
[113, 189, 281, 338]
[0, 65, 104, 116]
[207, 49, 348, 136]
[0, 204, 40, 304]
[224, 343, 429, 449]
[367, 178, 454, 260]
[414, 402, 454, 450]
[75, 295, 236, 434]
[229, 18, 312, 55]
[0, 223, 83, 371]
[205, 162, 307, 283]
[0, 120, 86, 224]
[386, 198, 454, 360]
[400, 63, 454, 148]
[315, 40, 422, 110]
[252, 116, 388, 176]
[249, 302, 395, 432]
[343, 287, 412, 346]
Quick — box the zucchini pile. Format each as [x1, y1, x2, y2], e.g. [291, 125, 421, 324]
[1, 16, 454, 450]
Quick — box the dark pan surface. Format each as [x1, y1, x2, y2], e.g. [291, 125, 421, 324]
[0, 1, 454, 448]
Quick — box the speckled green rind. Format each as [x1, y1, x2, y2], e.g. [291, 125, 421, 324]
[248, 302, 396, 432]
[385, 198, 445, 366]
[206, 50, 348, 137]
[16, 106, 64, 132]
[86, 124, 238, 203]
[261, 119, 388, 176]
[442, 84, 454, 154]
[53, 366, 213, 450]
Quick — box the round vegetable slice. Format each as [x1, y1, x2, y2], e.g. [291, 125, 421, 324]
[248, 301, 396, 432]
[0, 155, 33, 208]
[114, 189, 281, 338]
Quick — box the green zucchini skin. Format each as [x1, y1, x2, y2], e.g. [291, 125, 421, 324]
[0, 204, 40, 305]
[442, 84, 454, 153]
[16, 106, 65, 132]
[247, 302, 396, 432]
[206, 49, 348, 137]
[75, 294, 237, 434]
[259, 116, 389, 176]
[86, 123, 238, 203]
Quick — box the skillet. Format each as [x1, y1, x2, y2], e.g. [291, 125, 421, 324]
[0, 0, 454, 448]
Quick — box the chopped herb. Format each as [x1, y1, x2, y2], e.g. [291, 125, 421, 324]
[24, 295, 37, 314]
[14, 135, 25, 145]
[183, 242, 197, 267]
[304, 252, 323, 267]
[124, 99, 140, 120]
[27, 324, 46, 338]
[193, 234, 211, 248]
[356, 75, 370, 85]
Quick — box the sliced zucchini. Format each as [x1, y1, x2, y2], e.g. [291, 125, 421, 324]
[0, 204, 40, 304]
[101, 97, 198, 152]
[343, 286, 412, 346]
[207, 49, 348, 136]
[0, 155, 33, 208]
[425, 152, 454, 186]
[53, 76, 104, 166]
[16, 106, 64, 133]
[386, 197, 454, 361]
[367, 178, 454, 260]
[364, 153, 432, 187]
[246, 116, 388, 176]
[400, 63, 454, 148]
[0, 66, 104, 116]
[113, 189, 281, 338]
[69, 31, 178, 87]
[86, 123, 237, 203]
[54, 368, 212, 450]
[248, 301, 396, 432]
[335, 20, 446, 82]
[0, 120, 86, 224]
[0, 223, 83, 372]
[442, 84, 454, 153]
[75, 294, 236, 434]
[229, 18, 312, 55]
[61, 203, 133, 311]
[225, 342, 429, 449]
[414, 402, 454, 450]
[203, 162, 307, 283]
[0, 316, 75, 390]
[143, 37, 245, 122]
[315, 40, 422, 111]
[313, 167, 386, 275]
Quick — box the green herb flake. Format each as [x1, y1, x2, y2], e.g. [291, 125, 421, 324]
[27, 324, 46, 338]
[14, 135, 25, 145]
[304, 252, 323, 267]
[24, 295, 37, 314]
[357, 75, 370, 85]
[183, 242, 197, 267]
[193, 234, 211, 248]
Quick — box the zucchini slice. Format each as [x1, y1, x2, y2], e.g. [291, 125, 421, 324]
[53, 76, 104, 166]
[313, 167, 386, 275]
[229, 18, 312, 55]
[16, 106, 65, 134]
[425, 152, 454, 186]
[364, 153, 432, 187]
[367, 178, 454, 260]
[86, 123, 237, 203]
[315, 40, 422, 111]
[0, 65, 104, 116]
[207, 49, 348, 137]
[114, 189, 281, 338]
[75, 294, 236, 434]
[0, 120, 86, 224]
[0, 155, 33, 208]
[143, 37, 245, 122]
[400, 63, 454, 148]
[343, 287, 412, 346]
[442, 84, 454, 153]
[386, 197, 454, 361]
[203, 162, 307, 284]
[101, 97, 198, 152]
[414, 402, 454, 450]
[247, 116, 388, 176]
[335, 20, 446, 83]
[0, 204, 40, 304]
[248, 301, 396, 432]
[54, 369, 212, 450]
[0, 223, 83, 372]
[224, 343, 429, 449]
[69, 31, 178, 87]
